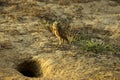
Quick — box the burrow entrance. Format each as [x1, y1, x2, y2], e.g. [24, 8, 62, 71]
[16, 60, 42, 78]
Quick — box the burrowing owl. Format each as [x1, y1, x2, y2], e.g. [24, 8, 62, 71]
[52, 21, 69, 45]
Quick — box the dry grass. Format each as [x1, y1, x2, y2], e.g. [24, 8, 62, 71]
[0, 0, 120, 80]
[35, 0, 101, 5]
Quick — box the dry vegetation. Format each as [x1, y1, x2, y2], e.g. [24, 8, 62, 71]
[0, 0, 120, 80]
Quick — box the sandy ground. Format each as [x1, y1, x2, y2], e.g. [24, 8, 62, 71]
[0, 0, 120, 80]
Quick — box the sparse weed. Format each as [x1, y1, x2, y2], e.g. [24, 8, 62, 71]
[71, 34, 115, 53]
[81, 39, 114, 53]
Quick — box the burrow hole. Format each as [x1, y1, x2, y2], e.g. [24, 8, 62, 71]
[16, 60, 43, 78]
